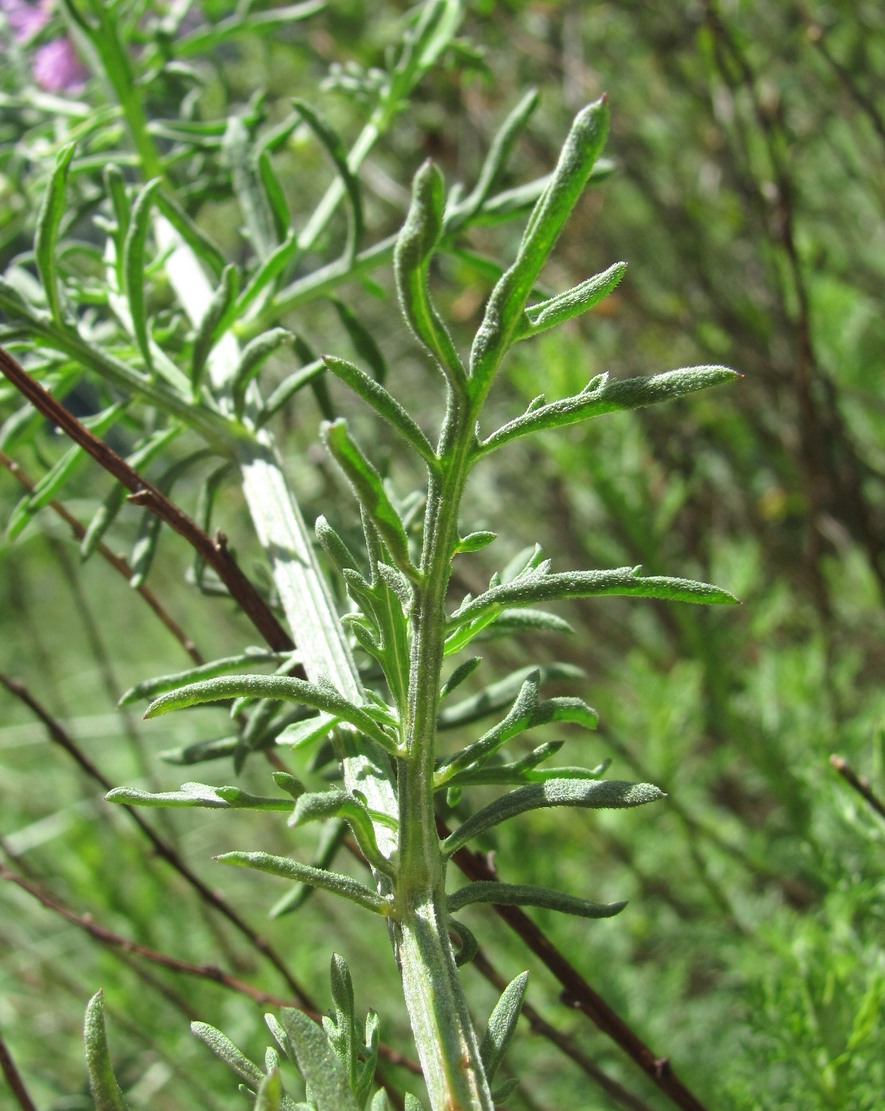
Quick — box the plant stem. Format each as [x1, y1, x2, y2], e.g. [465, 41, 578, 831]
[394, 407, 494, 1109]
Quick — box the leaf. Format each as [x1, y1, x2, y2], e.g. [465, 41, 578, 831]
[394, 160, 467, 389]
[477, 367, 740, 456]
[322, 419, 418, 580]
[439, 656, 483, 701]
[450, 90, 540, 227]
[437, 662, 583, 730]
[516, 260, 627, 340]
[123, 177, 163, 372]
[120, 650, 283, 706]
[479, 972, 528, 1083]
[449, 882, 626, 919]
[449, 565, 739, 632]
[191, 1022, 264, 1086]
[254, 1068, 284, 1111]
[322, 355, 436, 467]
[143, 674, 399, 754]
[191, 263, 241, 394]
[469, 99, 610, 398]
[270, 820, 348, 918]
[223, 115, 275, 259]
[259, 357, 326, 424]
[129, 506, 162, 589]
[83, 992, 128, 1111]
[257, 150, 291, 244]
[291, 790, 395, 876]
[435, 670, 597, 786]
[235, 231, 300, 321]
[106, 781, 294, 811]
[442, 778, 665, 856]
[293, 100, 363, 263]
[330, 300, 386, 383]
[233, 327, 296, 417]
[281, 1008, 361, 1111]
[453, 530, 497, 555]
[218, 851, 391, 915]
[35, 142, 76, 326]
[315, 515, 360, 575]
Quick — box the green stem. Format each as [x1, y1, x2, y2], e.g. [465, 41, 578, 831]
[395, 410, 494, 1109]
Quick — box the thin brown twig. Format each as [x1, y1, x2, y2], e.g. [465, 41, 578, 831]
[0, 343, 296, 654]
[0, 449, 204, 666]
[830, 754, 885, 822]
[0, 670, 314, 1010]
[0, 1033, 38, 1111]
[0, 863, 420, 1077]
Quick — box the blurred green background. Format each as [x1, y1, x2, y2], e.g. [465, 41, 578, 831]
[1, 2, 883, 1108]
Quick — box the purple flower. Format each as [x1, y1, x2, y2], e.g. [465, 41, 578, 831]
[0, 0, 50, 42]
[33, 37, 87, 93]
[2, 0, 87, 93]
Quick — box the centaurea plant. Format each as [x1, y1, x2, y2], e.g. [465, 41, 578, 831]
[0, 1, 737, 1107]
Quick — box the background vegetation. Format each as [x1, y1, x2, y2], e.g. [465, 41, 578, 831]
[1, 2, 883, 1108]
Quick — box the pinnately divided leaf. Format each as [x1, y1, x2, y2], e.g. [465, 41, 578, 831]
[449, 565, 738, 631]
[442, 778, 665, 856]
[476, 366, 739, 456]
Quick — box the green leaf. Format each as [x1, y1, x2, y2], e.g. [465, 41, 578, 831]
[223, 115, 275, 259]
[123, 177, 163, 373]
[277, 711, 339, 749]
[270, 820, 347, 918]
[439, 656, 483, 701]
[293, 100, 364, 263]
[83, 992, 128, 1111]
[143, 674, 399, 754]
[257, 150, 291, 244]
[435, 670, 597, 787]
[315, 515, 360, 575]
[449, 565, 739, 631]
[330, 300, 386, 383]
[394, 160, 467, 390]
[217, 851, 392, 915]
[235, 231, 300, 321]
[191, 263, 240, 395]
[469, 98, 610, 398]
[129, 506, 162, 589]
[479, 972, 528, 1083]
[437, 662, 583, 730]
[35, 143, 76, 326]
[477, 367, 740, 456]
[449, 882, 626, 919]
[322, 419, 418, 580]
[322, 356, 436, 467]
[6, 402, 124, 541]
[453, 530, 497, 555]
[191, 1022, 264, 1087]
[516, 260, 627, 340]
[281, 1008, 361, 1111]
[106, 781, 294, 811]
[255, 1068, 284, 1111]
[291, 790, 395, 877]
[233, 327, 296, 418]
[119, 650, 282, 705]
[442, 778, 665, 856]
[259, 357, 326, 424]
[450, 90, 540, 227]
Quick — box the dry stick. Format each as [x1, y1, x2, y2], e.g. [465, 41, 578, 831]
[0, 670, 316, 1011]
[0, 1033, 38, 1111]
[0, 863, 420, 1077]
[0, 449, 204, 666]
[830, 755, 885, 822]
[0, 344, 295, 655]
[448, 835, 711, 1111]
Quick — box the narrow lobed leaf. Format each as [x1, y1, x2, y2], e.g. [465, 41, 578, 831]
[448, 881, 626, 919]
[83, 992, 128, 1111]
[479, 971, 529, 1083]
[143, 673, 399, 754]
[35, 143, 76, 326]
[217, 851, 391, 915]
[442, 778, 665, 856]
[477, 366, 740, 456]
